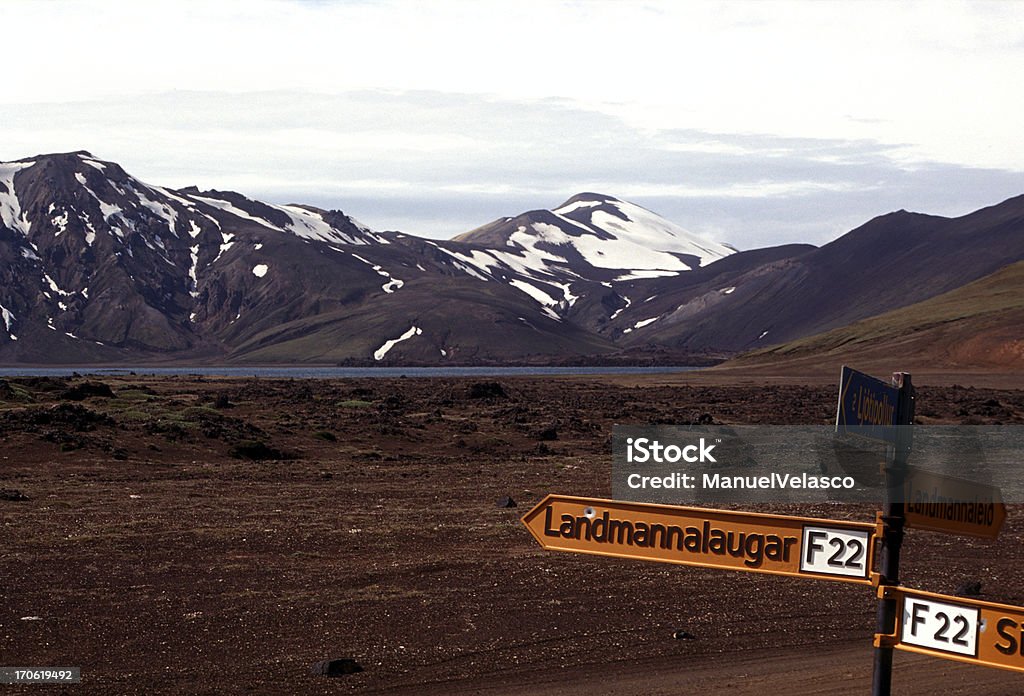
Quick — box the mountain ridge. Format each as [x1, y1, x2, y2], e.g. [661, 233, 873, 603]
[2, 151, 1022, 367]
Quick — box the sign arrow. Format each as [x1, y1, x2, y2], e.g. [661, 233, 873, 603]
[836, 365, 903, 444]
[522, 495, 877, 585]
[903, 467, 1006, 540]
[881, 586, 1024, 674]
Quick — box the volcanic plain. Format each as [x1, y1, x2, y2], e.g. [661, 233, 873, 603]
[2, 373, 1023, 694]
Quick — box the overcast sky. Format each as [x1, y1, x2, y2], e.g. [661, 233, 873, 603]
[2, 0, 1023, 248]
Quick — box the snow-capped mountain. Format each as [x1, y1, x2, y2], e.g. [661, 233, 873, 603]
[425, 192, 734, 323]
[0, 151, 404, 359]
[0, 152, 626, 363]
[2, 151, 1022, 365]
[452, 192, 734, 280]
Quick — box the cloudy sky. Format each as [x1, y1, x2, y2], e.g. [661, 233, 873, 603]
[2, 0, 1023, 248]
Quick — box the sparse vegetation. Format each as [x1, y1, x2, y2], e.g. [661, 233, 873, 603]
[337, 399, 373, 408]
[229, 439, 289, 460]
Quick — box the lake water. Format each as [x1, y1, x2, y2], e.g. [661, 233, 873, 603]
[0, 366, 702, 378]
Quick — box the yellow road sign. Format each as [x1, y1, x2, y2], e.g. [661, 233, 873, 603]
[904, 467, 1006, 540]
[879, 586, 1024, 673]
[521, 495, 877, 584]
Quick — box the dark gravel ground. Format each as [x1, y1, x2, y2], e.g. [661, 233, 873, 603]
[2, 375, 1023, 694]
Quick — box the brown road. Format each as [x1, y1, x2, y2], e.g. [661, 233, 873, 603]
[379, 642, 1022, 696]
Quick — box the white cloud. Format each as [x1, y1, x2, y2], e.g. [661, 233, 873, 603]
[3, 1, 1023, 169]
[1, 1, 1022, 247]
[3, 88, 1021, 249]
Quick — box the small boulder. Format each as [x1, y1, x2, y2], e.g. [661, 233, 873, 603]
[229, 440, 287, 460]
[0, 488, 30, 502]
[672, 629, 698, 640]
[497, 496, 517, 508]
[60, 381, 115, 401]
[533, 425, 558, 441]
[955, 580, 982, 597]
[468, 382, 506, 399]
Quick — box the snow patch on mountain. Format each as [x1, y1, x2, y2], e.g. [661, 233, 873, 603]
[508, 279, 558, 307]
[502, 279, 566, 321]
[437, 231, 572, 288]
[188, 245, 200, 298]
[184, 192, 383, 246]
[593, 198, 732, 265]
[554, 281, 578, 306]
[74, 172, 123, 223]
[191, 194, 286, 232]
[519, 219, 691, 274]
[252, 264, 268, 278]
[622, 316, 660, 334]
[433, 232, 590, 315]
[350, 253, 404, 294]
[0, 161, 34, 234]
[134, 186, 179, 236]
[146, 183, 196, 209]
[213, 232, 235, 264]
[43, 273, 73, 297]
[51, 210, 69, 236]
[374, 325, 422, 360]
[434, 247, 491, 281]
[278, 204, 380, 246]
[553, 199, 600, 215]
[507, 223, 576, 266]
[349, 216, 379, 239]
[614, 269, 678, 281]
[609, 295, 631, 320]
[432, 246, 499, 280]
[1, 304, 15, 335]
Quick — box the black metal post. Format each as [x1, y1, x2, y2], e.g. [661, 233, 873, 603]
[871, 372, 915, 696]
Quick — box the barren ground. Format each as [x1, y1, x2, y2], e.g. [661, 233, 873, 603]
[2, 372, 1023, 694]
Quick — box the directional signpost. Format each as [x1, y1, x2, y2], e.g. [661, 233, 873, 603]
[836, 365, 903, 444]
[522, 495, 877, 584]
[879, 586, 1024, 674]
[522, 365, 1018, 694]
[904, 466, 1006, 540]
[836, 367, 916, 696]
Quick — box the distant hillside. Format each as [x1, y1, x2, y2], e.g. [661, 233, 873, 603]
[618, 196, 1024, 353]
[722, 260, 1024, 374]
